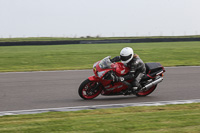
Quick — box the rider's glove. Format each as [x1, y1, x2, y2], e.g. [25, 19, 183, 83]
[111, 73, 124, 82]
[118, 77, 125, 82]
[110, 56, 121, 63]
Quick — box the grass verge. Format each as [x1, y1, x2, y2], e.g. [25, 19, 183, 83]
[0, 35, 200, 42]
[0, 41, 200, 72]
[0, 103, 200, 132]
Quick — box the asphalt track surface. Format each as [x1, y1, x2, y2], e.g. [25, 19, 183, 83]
[0, 66, 200, 112]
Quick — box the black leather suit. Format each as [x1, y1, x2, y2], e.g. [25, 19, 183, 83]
[110, 55, 146, 88]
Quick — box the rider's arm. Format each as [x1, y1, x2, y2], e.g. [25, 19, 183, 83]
[125, 58, 146, 81]
[110, 56, 121, 63]
[122, 60, 138, 80]
[111, 71, 134, 82]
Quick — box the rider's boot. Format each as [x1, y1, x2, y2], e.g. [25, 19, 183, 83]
[132, 80, 142, 92]
[132, 73, 144, 93]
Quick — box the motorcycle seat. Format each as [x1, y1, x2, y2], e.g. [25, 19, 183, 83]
[145, 63, 163, 74]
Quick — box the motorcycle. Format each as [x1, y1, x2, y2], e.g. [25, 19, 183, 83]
[78, 56, 165, 100]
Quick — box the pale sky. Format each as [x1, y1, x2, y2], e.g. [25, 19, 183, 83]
[0, 0, 200, 38]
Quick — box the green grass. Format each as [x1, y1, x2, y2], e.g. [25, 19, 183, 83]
[0, 35, 200, 42]
[0, 103, 200, 133]
[0, 41, 200, 72]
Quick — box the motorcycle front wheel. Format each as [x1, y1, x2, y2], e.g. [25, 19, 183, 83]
[78, 79, 102, 100]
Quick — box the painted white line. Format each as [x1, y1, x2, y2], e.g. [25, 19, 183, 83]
[0, 99, 200, 116]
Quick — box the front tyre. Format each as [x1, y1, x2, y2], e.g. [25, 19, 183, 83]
[78, 79, 102, 100]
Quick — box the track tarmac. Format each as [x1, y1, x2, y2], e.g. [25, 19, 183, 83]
[0, 66, 200, 112]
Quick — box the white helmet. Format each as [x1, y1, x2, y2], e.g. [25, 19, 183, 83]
[120, 47, 134, 64]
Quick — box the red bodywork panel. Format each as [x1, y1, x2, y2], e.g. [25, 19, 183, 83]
[90, 61, 130, 95]
[112, 62, 129, 76]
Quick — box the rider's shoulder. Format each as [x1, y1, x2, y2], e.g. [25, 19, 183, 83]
[133, 54, 140, 58]
[132, 54, 143, 64]
[133, 54, 140, 61]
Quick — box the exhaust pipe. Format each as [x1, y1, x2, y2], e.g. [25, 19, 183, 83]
[143, 77, 163, 90]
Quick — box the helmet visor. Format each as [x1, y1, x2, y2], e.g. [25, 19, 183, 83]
[120, 54, 132, 62]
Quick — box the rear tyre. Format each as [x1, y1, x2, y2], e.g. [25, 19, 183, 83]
[136, 85, 157, 97]
[78, 79, 102, 100]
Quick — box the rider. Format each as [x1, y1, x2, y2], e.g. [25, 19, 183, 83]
[110, 47, 146, 92]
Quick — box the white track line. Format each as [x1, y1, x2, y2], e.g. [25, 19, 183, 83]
[0, 99, 200, 116]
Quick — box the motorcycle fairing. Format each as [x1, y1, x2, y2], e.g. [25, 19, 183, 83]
[112, 62, 129, 76]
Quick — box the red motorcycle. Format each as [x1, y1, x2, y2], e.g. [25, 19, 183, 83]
[79, 56, 165, 100]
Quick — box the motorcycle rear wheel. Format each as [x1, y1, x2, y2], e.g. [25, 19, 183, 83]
[78, 79, 102, 100]
[136, 85, 157, 97]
